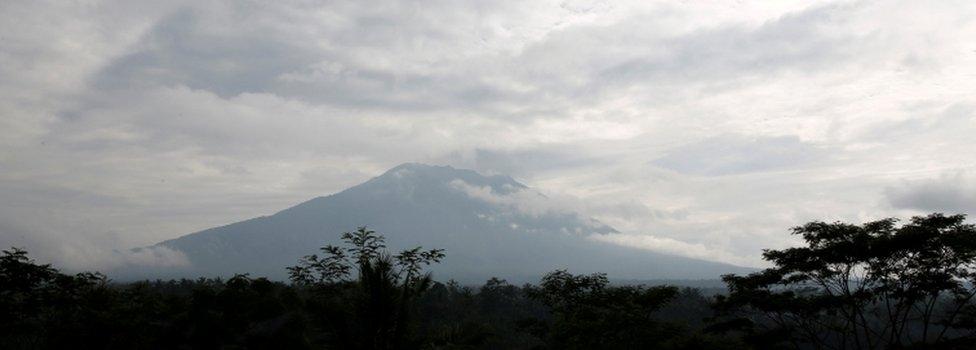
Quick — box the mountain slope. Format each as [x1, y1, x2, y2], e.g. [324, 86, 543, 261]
[140, 163, 751, 283]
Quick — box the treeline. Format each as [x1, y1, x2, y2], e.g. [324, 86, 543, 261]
[2, 214, 976, 349]
[0, 249, 732, 349]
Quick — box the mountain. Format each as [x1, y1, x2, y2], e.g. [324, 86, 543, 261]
[130, 163, 751, 283]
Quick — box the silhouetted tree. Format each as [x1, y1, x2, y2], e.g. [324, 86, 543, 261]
[716, 213, 976, 349]
[526, 269, 684, 348]
[0, 247, 112, 348]
[288, 226, 445, 349]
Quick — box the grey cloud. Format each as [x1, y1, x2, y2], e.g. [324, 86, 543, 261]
[651, 134, 826, 176]
[93, 7, 320, 98]
[510, 2, 873, 105]
[602, 5, 860, 84]
[83, 0, 890, 126]
[886, 173, 976, 215]
[432, 146, 611, 179]
[89, 1, 557, 115]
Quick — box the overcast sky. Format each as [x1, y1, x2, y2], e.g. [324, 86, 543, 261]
[2, 0, 975, 269]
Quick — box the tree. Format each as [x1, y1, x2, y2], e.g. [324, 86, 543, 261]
[526, 269, 683, 349]
[288, 226, 445, 349]
[0, 247, 110, 348]
[716, 213, 976, 349]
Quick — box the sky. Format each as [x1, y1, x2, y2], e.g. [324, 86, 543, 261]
[1, 0, 975, 270]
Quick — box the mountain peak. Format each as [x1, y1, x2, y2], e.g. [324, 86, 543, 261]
[141, 162, 751, 282]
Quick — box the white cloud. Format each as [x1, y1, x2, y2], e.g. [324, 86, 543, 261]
[451, 177, 761, 266]
[118, 246, 190, 269]
[589, 233, 760, 267]
[449, 179, 585, 218]
[0, 214, 189, 272]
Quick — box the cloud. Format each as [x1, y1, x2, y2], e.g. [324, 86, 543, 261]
[590, 2, 870, 92]
[589, 233, 759, 267]
[93, 7, 320, 98]
[449, 179, 584, 219]
[0, 214, 189, 272]
[121, 246, 190, 268]
[1, 0, 975, 271]
[430, 142, 632, 183]
[451, 176, 763, 267]
[651, 134, 826, 176]
[886, 172, 976, 215]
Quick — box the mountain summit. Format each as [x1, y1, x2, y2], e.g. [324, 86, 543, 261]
[136, 163, 748, 282]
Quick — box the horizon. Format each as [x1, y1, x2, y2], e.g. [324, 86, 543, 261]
[2, 1, 975, 277]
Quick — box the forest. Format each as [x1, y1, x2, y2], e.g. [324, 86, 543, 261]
[3, 213, 976, 349]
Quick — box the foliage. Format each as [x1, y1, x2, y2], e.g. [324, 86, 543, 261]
[526, 270, 743, 349]
[716, 213, 976, 349]
[0, 245, 732, 349]
[287, 226, 445, 349]
[0, 247, 113, 348]
[287, 226, 444, 288]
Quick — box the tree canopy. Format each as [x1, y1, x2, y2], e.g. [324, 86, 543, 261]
[717, 213, 976, 349]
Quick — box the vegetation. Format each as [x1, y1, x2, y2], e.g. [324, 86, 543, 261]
[2, 215, 976, 349]
[286, 227, 446, 348]
[716, 213, 976, 349]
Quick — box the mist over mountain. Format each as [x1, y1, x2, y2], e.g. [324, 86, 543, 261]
[124, 163, 750, 283]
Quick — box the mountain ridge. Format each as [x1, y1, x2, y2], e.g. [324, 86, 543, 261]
[129, 163, 750, 283]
